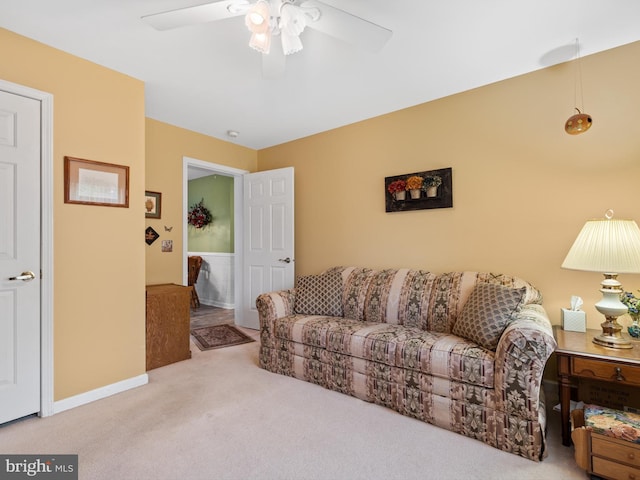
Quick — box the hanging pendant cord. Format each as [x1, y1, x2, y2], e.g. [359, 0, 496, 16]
[574, 38, 585, 113]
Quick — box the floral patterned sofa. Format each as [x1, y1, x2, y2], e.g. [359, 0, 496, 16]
[257, 267, 557, 461]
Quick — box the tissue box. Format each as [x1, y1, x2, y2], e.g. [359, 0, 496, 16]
[562, 308, 586, 332]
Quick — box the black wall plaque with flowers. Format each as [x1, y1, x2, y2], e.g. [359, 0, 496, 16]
[385, 167, 453, 213]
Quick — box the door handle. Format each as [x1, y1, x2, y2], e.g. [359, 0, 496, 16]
[9, 271, 36, 282]
[278, 257, 292, 264]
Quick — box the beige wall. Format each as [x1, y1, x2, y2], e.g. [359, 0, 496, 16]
[145, 118, 256, 285]
[2, 22, 638, 403]
[0, 28, 256, 403]
[258, 41, 640, 330]
[0, 28, 146, 400]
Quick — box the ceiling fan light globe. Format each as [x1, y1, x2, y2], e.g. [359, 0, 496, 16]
[281, 32, 303, 55]
[249, 13, 265, 25]
[245, 0, 270, 34]
[249, 30, 271, 54]
[280, 3, 308, 36]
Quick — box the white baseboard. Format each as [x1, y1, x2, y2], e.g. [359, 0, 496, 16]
[200, 299, 235, 309]
[53, 373, 149, 415]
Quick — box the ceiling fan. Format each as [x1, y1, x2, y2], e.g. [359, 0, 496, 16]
[141, 0, 392, 77]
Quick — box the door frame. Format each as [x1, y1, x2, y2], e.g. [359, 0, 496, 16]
[182, 157, 248, 324]
[0, 79, 54, 417]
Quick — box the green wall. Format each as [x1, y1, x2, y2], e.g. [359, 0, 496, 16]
[187, 175, 234, 253]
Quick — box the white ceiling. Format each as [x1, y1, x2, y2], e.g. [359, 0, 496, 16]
[2, 1, 640, 149]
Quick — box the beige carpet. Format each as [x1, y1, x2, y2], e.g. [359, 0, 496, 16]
[0, 332, 585, 480]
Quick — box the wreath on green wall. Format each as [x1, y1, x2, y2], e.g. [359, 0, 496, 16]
[187, 199, 212, 229]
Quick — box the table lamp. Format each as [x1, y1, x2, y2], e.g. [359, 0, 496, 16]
[561, 210, 640, 349]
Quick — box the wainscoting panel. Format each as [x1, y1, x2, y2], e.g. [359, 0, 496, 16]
[189, 252, 234, 309]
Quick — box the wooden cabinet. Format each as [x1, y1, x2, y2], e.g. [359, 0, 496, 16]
[554, 326, 640, 446]
[572, 357, 640, 386]
[573, 410, 640, 479]
[591, 433, 640, 480]
[146, 284, 192, 370]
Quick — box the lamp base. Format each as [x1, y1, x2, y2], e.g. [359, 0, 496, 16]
[592, 318, 633, 349]
[593, 333, 633, 349]
[591, 275, 634, 349]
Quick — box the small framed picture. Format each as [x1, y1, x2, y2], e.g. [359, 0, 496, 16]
[64, 156, 129, 207]
[145, 191, 162, 219]
[161, 240, 173, 253]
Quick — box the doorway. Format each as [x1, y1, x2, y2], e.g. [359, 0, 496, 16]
[182, 157, 248, 326]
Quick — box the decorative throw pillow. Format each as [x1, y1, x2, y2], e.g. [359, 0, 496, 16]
[294, 272, 343, 317]
[452, 283, 526, 351]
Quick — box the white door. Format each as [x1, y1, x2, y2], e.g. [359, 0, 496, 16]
[241, 167, 294, 329]
[0, 90, 41, 424]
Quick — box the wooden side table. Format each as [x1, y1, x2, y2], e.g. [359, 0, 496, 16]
[554, 326, 640, 446]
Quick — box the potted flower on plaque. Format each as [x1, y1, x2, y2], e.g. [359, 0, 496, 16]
[405, 176, 424, 199]
[387, 179, 407, 201]
[423, 175, 442, 198]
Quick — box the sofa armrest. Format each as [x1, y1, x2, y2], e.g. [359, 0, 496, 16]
[494, 304, 557, 421]
[256, 289, 296, 347]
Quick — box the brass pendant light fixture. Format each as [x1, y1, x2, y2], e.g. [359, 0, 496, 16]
[565, 108, 592, 134]
[565, 39, 592, 135]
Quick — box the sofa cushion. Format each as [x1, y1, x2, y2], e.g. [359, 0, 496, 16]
[363, 269, 402, 324]
[273, 315, 495, 388]
[362, 269, 482, 334]
[363, 269, 442, 330]
[342, 268, 376, 320]
[474, 272, 544, 305]
[452, 283, 526, 351]
[294, 272, 343, 317]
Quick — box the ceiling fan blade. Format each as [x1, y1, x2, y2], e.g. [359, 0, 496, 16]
[262, 42, 286, 79]
[301, 0, 392, 53]
[141, 0, 249, 31]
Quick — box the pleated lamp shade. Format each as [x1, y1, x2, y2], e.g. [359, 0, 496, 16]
[562, 217, 640, 274]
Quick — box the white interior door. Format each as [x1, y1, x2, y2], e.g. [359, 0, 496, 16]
[0, 90, 41, 424]
[241, 167, 294, 329]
